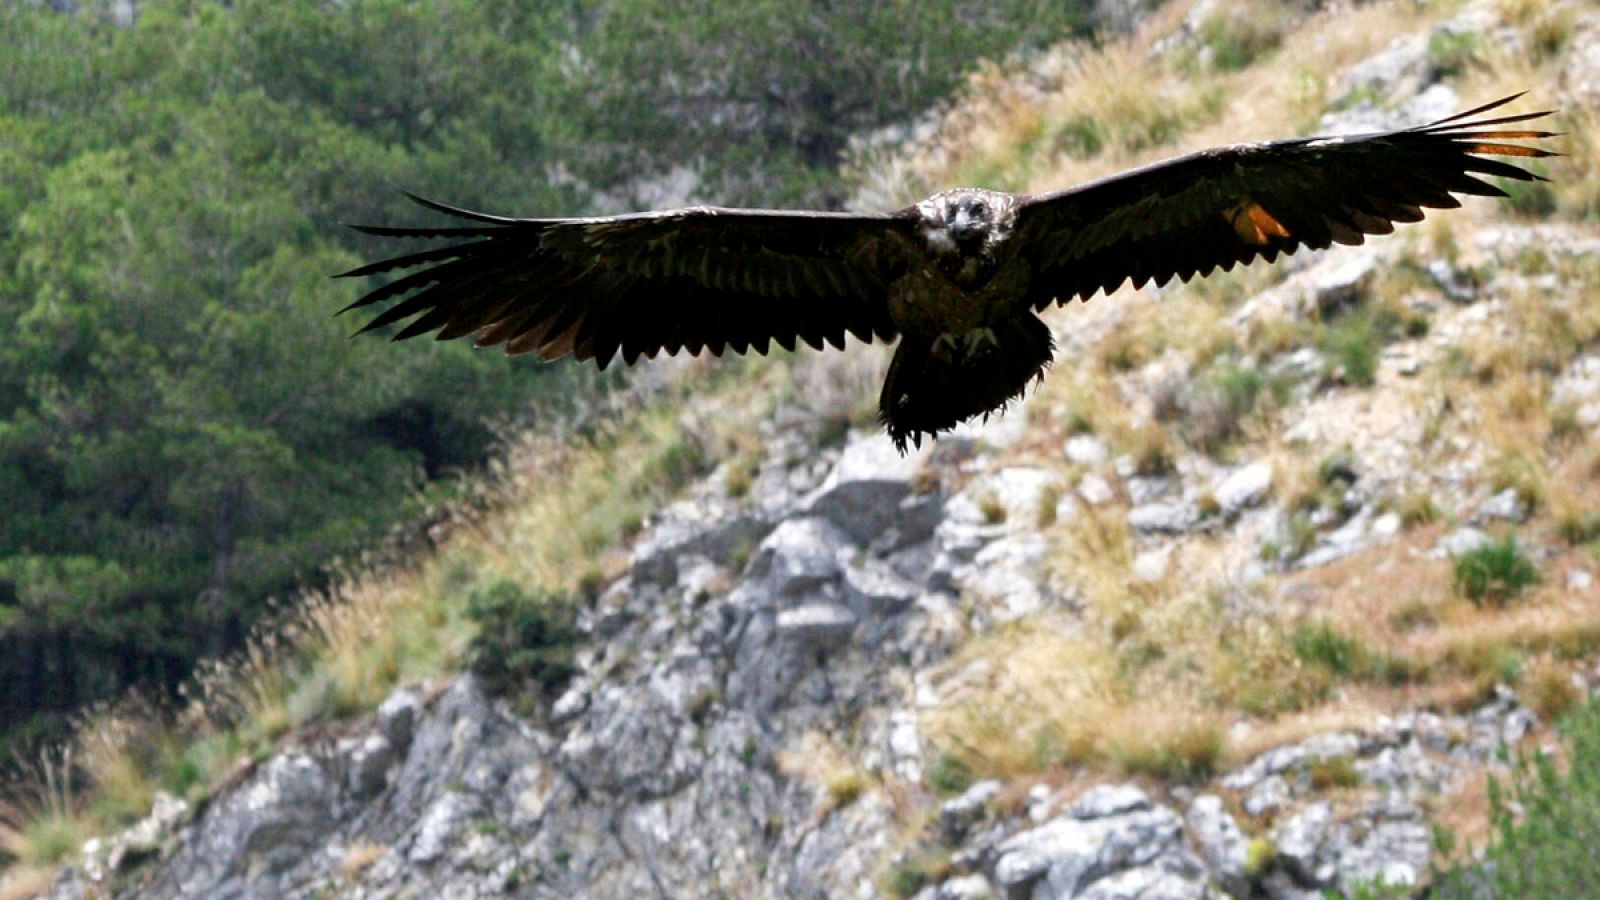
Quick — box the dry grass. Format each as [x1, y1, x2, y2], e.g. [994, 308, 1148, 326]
[1280, 531, 1600, 704]
[337, 841, 389, 881]
[777, 731, 877, 816]
[823, 768, 871, 813]
[923, 618, 1230, 782]
[901, 0, 1600, 868]
[1459, 13, 1600, 220]
[1523, 656, 1583, 722]
[0, 868, 54, 900]
[892, 0, 1600, 850]
[1432, 768, 1496, 866]
[69, 699, 207, 829]
[925, 508, 1239, 782]
[0, 750, 91, 871]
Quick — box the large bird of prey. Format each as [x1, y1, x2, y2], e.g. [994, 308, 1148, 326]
[341, 94, 1555, 451]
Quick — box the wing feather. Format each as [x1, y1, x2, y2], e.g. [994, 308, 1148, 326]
[1015, 94, 1557, 309]
[341, 201, 910, 365]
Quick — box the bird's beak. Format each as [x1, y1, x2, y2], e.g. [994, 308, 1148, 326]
[950, 212, 984, 243]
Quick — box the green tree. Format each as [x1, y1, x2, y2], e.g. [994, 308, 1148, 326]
[563, 0, 1090, 207]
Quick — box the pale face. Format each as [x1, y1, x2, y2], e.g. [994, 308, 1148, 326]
[918, 190, 1011, 256]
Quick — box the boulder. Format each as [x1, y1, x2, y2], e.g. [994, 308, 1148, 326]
[775, 602, 857, 649]
[1214, 462, 1274, 516]
[1333, 819, 1431, 893]
[1273, 802, 1333, 887]
[1065, 434, 1110, 467]
[993, 803, 1204, 900]
[408, 791, 484, 864]
[1127, 501, 1199, 535]
[940, 779, 1003, 843]
[1311, 250, 1379, 315]
[748, 517, 848, 597]
[1185, 795, 1250, 898]
[377, 686, 422, 752]
[1071, 784, 1151, 820]
[345, 733, 395, 799]
[804, 432, 930, 544]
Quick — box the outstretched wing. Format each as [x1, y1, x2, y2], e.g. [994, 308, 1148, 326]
[339, 198, 915, 367]
[1014, 93, 1559, 309]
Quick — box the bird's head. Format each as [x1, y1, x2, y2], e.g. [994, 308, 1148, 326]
[919, 189, 1011, 256]
[948, 195, 992, 246]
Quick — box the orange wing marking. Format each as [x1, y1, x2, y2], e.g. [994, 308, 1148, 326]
[1228, 201, 1292, 245]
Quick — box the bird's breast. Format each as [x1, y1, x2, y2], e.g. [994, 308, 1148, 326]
[888, 257, 1030, 339]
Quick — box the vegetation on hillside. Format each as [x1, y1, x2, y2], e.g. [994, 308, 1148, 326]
[0, 353, 849, 878]
[0, 0, 593, 762]
[1436, 700, 1600, 898]
[847, 0, 1600, 885]
[0, 0, 1089, 764]
[6, 0, 1600, 891]
[881, 0, 1600, 788]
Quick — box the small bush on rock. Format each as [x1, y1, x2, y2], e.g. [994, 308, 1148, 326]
[1452, 536, 1539, 606]
[465, 581, 580, 703]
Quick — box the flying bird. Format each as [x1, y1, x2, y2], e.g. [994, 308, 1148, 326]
[340, 94, 1556, 451]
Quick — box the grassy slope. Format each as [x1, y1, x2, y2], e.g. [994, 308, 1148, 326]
[859, 0, 1600, 865]
[5, 0, 1600, 888]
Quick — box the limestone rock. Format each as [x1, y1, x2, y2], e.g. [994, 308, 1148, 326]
[940, 779, 1003, 843]
[805, 432, 930, 544]
[993, 802, 1204, 900]
[1185, 795, 1250, 898]
[1214, 461, 1274, 516]
[1127, 501, 1199, 535]
[1273, 802, 1333, 887]
[1065, 434, 1110, 467]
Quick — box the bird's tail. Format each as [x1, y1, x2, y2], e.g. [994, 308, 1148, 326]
[879, 314, 1055, 453]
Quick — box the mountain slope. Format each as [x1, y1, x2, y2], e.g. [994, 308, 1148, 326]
[11, 0, 1600, 896]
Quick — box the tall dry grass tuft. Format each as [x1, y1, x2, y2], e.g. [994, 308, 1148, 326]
[922, 617, 1231, 782]
[71, 697, 197, 827]
[0, 749, 90, 870]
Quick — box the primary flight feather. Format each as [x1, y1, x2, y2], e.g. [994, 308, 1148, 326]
[340, 93, 1557, 451]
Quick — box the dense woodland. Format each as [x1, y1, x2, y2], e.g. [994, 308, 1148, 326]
[0, 0, 1091, 761]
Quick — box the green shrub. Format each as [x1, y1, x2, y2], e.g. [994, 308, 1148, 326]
[1453, 536, 1540, 606]
[1320, 314, 1380, 386]
[464, 581, 580, 702]
[1434, 701, 1600, 897]
[1199, 14, 1283, 72]
[1186, 362, 1291, 453]
[881, 844, 952, 899]
[1503, 173, 1559, 219]
[1245, 837, 1276, 876]
[1292, 623, 1366, 677]
[1396, 492, 1441, 528]
[1427, 30, 1484, 76]
[1556, 510, 1600, 547]
[1291, 622, 1417, 687]
[1308, 755, 1361, 790]
[927, 754, 975, 796]
[1344, 876, 1415, 899]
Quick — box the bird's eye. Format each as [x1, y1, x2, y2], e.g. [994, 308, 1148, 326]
[972, 202, 988, 218]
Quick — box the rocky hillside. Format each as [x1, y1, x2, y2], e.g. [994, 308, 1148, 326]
[42, 422, 1578, 898]
[12, 0, 1600, 897]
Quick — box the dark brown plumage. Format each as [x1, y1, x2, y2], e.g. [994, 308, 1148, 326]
[340, 94, 1557, 451]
